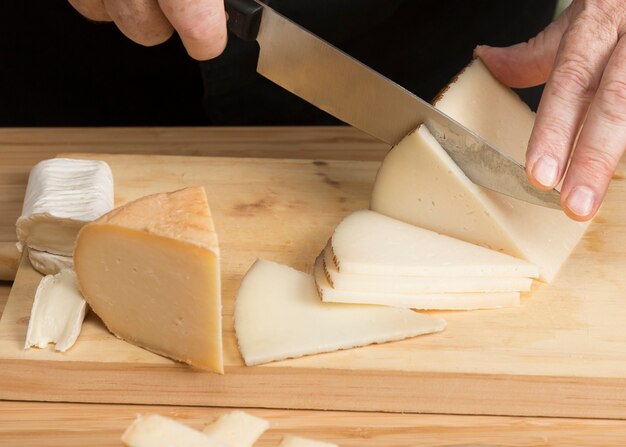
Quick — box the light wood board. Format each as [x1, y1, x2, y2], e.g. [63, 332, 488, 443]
[1, 153, 626, 419]
[4, 401, 626, 447]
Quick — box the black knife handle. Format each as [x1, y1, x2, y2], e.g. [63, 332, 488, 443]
[225, 0, 264, 41]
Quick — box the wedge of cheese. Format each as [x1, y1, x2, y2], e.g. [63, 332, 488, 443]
[315, 255, 520, 310]
[17, 158, 114, 256]
[122, 415, 226, 447]
[27, 248, 73, 276]
[24, 269, 87, 352]
[74, 187, 223, 373]
[280, 435, 338, 447]
[331, 210, 538, 278]
[371, 59, 589, 282]
[203, 411, 269, 447]
[234, 259, 445, 366]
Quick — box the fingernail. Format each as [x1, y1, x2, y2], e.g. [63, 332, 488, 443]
[532, 155, 559, 187]
[566, 186, 595, 217]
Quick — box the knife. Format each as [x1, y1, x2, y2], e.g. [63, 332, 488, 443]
[224, 0, 561, 209]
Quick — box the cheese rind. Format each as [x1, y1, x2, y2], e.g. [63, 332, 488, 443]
[27, 248, 73, 276]
[315, 255, 520, 310]
[331, 210, 538, 277]
[121, 414, 226, 447]
[371, 60, 589, 282]
[280, 435, 338, 447]
[203, 411, 269, 447]
[75, 187, 223, 373]
[16, 158, 114, 256]
[234, 259, 446, 366]
[24, 269, 87, 352]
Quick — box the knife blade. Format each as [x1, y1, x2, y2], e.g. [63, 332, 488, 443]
[225, 0, 561, 209]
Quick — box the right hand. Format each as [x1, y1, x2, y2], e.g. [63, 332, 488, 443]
[68, 0, 227, 60]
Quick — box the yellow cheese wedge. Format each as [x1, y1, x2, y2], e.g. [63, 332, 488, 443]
[234, 259, 445, 366]
[122, 414, 226, 447]
[280, 435, 338, 447]
[74, 187, 223, 373]
[203, 411, 269, 447]
[371, 59, 589, 282]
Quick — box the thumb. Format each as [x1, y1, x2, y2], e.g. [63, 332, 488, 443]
[475, 9, 572, 89]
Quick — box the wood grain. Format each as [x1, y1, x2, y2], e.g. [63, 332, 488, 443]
[3, 401, 626, 447]
[0, 243, 19, 282]
[1, 153, 625, 419]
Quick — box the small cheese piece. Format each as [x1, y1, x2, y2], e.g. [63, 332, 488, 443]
[203, 411, 269, 447]
[16, 158, 114, 256]
[122, 414, 226, 447]
[323, 244, 532, 293]
[74, 187, 223, 373]
[280, 435, 338, 447]
[27, 248, 73, 276]
[332, 210, 538, 277]
[371, 59, 589, 282]
[315, 255, 519, 310]
[24, 269, 87, 352]
[234, 259, 445, 366]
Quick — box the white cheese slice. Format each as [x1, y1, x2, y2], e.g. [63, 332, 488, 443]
[16, 158, 114, 256]
[74, 187, 223, 373]
[315, 255, 519, 310]
[24, 269, 88, 352]
[280, 435, 338, 447]
[323, 243, 532, 293]
[332, 210, 538, 278]
[27, 247, 73, 276]
[122, 414, 226, 447]
[234, 259, 445, 366]
[371, 59, 589, 282]
[203, 411, 269, 447]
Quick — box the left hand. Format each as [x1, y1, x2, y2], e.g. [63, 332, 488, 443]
[476, 0, 626, 221]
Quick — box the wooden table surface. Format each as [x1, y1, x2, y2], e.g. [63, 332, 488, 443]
[1, 127, 624, 446]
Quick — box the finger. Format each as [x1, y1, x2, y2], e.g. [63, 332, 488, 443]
[158, 0, 227, 60]
[561, 36, 626, 221]
[103, 0, 174, 46]
[525, 8, 618, 191]
[68, 0, 112, 22]
[476, 8, 572, 88]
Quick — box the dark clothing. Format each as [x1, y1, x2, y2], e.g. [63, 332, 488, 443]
[0, 1, 556, 126]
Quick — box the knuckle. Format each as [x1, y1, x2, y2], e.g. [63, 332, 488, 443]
[551, 58, 597, 100]
[532, 115, 574, 151]
[596, 79, 626, 126]
[575, 149, 620, 179]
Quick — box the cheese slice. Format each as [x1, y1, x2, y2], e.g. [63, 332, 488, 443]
[16, 158, 114, 256]
[74, 187, 223, 373]
[323, 244, 532, 293]
[371, 59, 589, 282]
[203, 411, 269, 447]
[315, 255, 519, 310]
[122, 415, 226, 447]
[332, 210, 537, 277]
[24, 269, 88, 352]
[234, 259, 445, 366]
[27, 248, 73, 276]
[280, 435, 338, 447]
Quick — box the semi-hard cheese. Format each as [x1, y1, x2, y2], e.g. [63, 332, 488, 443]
[234, 259, 445, 366]
[331, 210, 538, 277]
[280, 435, 338, 447]
[24, 269, 87, 352]
[315, 255, 520, 310]
[323, 243, 532, 293]
[27, 248, 73, 276]
[17, 158, 114, 256]
[74, 187, 223, 373]
[203, 411, 269, 447]
[371, 59, 589, 282]
[122, 415, 226, 447]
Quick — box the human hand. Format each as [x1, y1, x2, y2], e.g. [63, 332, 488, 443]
[476, 0, 626, 221]
[68, 0, 227, 60]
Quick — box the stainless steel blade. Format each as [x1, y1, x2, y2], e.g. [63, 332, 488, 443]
[253, 4, 561, 209]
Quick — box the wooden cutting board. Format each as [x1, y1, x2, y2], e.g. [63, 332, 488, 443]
[1, 153, 626, 420]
